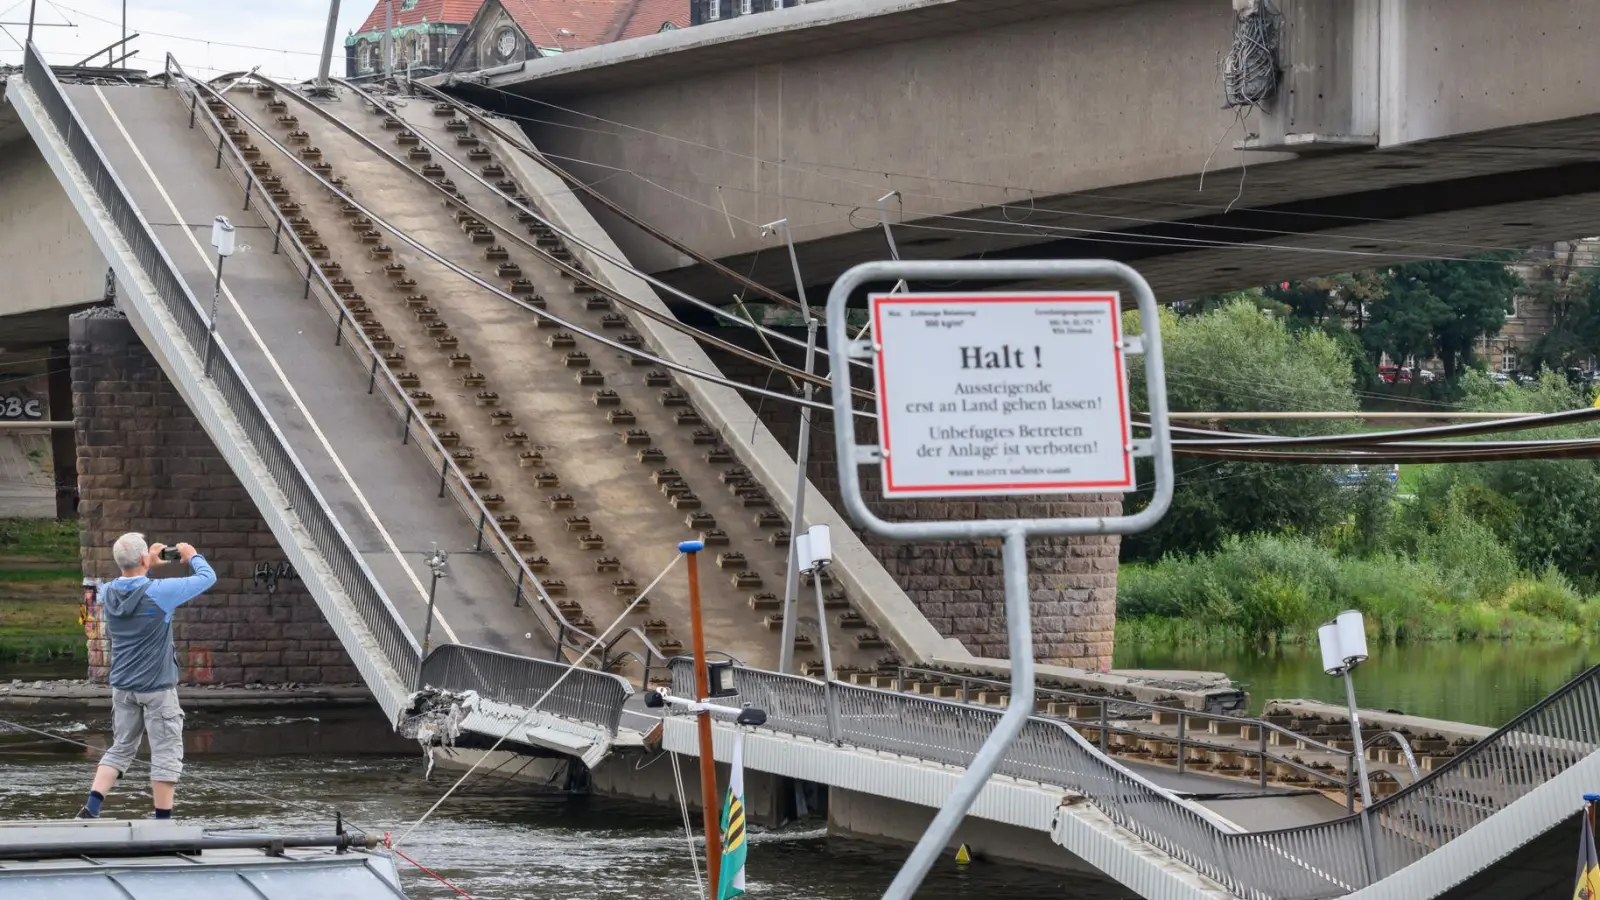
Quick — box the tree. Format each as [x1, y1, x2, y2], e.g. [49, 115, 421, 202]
[1264, 271, 1386, 333]
[1122, 300, 1364, 562]
[1365, 253, 1522, 380]
[1525, 274, 1600, 375]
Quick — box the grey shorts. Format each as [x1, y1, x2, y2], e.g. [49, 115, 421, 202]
[101, 687, 185, 783]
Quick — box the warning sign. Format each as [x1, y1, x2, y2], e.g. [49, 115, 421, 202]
[869, 292, 1135, 497]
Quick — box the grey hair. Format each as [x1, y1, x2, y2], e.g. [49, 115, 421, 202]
[112, 532, 148, 571]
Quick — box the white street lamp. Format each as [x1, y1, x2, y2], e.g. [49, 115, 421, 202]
[1319, 609, 1379, 883]
[203, 215, 236, 374]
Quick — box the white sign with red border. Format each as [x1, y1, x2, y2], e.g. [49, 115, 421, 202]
[869, 292, 1135, 498]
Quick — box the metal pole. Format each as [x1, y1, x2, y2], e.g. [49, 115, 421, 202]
[26, 0, 35, 42]
[776, 318, 818, 674]
[413, 546, 446, 694]
[1345, 669, 1381, 884]
[120, 0, 125, 48]
[811, 565, 835, 681]
[203, 254, 225, 375]
[686, 547, 722, 897]
[881, 528, 1035, 900]
[413, 569, 440, 692]
[813, 566, 841, 741]
[382, 0, 393, 83]
[315, 0, 342, 91]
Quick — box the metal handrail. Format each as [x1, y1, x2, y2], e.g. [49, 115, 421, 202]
[167, 61, 595, 664]
[16, 43, 419, 719]
[673, 657, 1600, 899]
[897, 665, 1356, 793]
[419, 643, 632, 735]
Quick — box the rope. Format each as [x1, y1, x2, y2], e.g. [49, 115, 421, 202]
[391, 551, 686, 849]
[670, 750, 709, 900]
[385, 834, 475, 898]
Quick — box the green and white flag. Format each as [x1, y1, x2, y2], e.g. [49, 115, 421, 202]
[717, 729, 747, 900]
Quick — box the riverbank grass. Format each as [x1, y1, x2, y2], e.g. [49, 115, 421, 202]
[0, 518, 84, 662]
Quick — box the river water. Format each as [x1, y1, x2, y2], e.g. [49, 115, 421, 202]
[4, 641, 1592, 896]
[1116, 639, 1598, 726]
[0, 703, 1117, 900]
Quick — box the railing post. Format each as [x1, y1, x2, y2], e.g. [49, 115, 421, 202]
[1346, 754, 1356, 813]
[1259, 727, 1269, 789]
[474, 510, 486, 551]
[188, 93, 197, 129]
[215, 139, 223, 169]
[401, 406, 413, 444]
[368, 356, 379, 394]
[303, 260, 313, 299]
[1177, 714, 1186, 775]
[334, 309, 345, 346]
[513, 569, 523, 608]
[825, 680, 842, 744]
[1099, 703, 1109, 753]
[272, 218, 283, 255]
[553, 624, 566, 662]
[242, 180, 252, 212]
[437, 455, 448, 497]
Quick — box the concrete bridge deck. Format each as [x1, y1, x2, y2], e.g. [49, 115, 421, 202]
[65, 81, 555, 663]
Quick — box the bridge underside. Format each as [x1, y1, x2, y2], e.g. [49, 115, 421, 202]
[448, 0, 1600, 305]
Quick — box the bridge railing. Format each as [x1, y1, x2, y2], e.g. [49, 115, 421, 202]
[895, 665, 1355, 799]
[1260, 659, 1600, 882]
[418, 644, 632, 735]
[673, 659, 1600, 898]
[16, 43, 422, 717]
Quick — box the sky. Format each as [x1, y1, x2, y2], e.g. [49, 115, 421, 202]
[0, 0, 382, 81]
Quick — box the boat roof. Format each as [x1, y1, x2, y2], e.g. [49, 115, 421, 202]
[0, 819, 408, 899]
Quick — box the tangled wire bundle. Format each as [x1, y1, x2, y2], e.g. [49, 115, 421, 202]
[1222, 0, 1281, 109]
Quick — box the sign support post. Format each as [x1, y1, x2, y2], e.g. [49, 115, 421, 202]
[823, 260, 1174, 900]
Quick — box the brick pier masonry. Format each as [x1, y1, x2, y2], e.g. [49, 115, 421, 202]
[70, 309, 360, 686]
[704, 331, 1119, 669]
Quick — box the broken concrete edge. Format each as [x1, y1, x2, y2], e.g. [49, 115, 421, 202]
[495, 127, 959, 667]
[0, 680, 376, 710]
[929, 654, 1247, 714]
[1263, 698, 1495, 745]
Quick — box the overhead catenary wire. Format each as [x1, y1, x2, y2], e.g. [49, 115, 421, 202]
[192, 68, 1600, 460]
[187, 74, 868, 418]
[408, 80, 809, 314]
[260, 74, 873, 404]
[329, 78, 866, 379]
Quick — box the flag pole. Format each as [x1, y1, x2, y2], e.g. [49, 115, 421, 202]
[684, 539, 722, 896]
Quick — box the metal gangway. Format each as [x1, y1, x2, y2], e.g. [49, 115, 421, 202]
[10, 41, 1600, 900]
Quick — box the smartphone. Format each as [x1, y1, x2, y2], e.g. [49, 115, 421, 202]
[159, 547, 182, 562]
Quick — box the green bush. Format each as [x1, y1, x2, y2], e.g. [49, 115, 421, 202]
[1504, 568, 1584, 623]
[1118, 530, 1600, 646]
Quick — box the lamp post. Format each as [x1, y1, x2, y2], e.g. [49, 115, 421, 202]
[203, 215, 236, 376]
[413, 544, 447, 693]
[1319, 609, 1379, 884]
[795, 524, 841, 740]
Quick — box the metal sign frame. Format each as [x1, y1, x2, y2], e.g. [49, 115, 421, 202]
[823, 259, 1174, 900]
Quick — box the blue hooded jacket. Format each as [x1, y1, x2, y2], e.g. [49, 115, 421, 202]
[99, 555, 217, 692]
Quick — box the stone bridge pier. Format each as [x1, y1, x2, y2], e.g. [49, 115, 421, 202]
[70, 309, 360, 687]
[705, 332, 1119, 670]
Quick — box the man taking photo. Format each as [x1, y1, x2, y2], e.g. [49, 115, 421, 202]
[78, 533, 217, 820]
